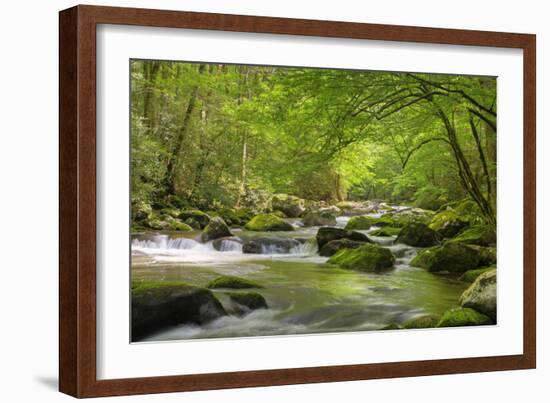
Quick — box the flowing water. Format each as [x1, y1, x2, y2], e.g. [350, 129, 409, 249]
[131, 214, 469, 341]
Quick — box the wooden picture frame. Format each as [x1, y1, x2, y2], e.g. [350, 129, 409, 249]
[59, 4, 536, 398]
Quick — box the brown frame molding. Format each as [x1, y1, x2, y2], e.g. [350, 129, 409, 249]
[59, 4, 536, 398]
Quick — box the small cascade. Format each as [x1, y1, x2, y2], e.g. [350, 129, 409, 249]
[290, 240, 318, 255]
[131, 235, 201, 250]
[217, 239, 243, 253]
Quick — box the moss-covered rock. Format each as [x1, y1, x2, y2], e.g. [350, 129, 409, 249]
[328, 244, 395, 273]
[369, 227, 401, 237]
[132, 201, 153, 222]
[344, 215, 375, 230]
[160, 207, 181, 219]
[131, 280, 226, 341]
[451, 225, 496, 246]
[244, 214, 294, 231]
[178, 209, 211, 229]
[410, 242, 481, 274]
[271, 194, 305, 218]
[229, 292, 268, 311]
[459, 265, 495, 283]
[216, 207, 255, 227]
[319, 239, 367, 257]
[460, 268, 497, 321]
[402, 314, 442, 329]
[437, 307, 493, 327]
[429, 210, 469, 238]
[169, 220, 193, 231]
[396, 222, 439, 247]
[201, 217, 232, 242]
[316, 227, 370, 249]
[207, 276, 263, 290]
[302, 210, 337, 227]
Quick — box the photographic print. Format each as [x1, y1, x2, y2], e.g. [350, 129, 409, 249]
[130, 60, 497, 342]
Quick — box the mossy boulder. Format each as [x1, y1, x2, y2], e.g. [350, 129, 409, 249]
[429, 210, 469, 238]
[451, 225, 496, 246]
[207, 276, 263, 290]
[328, 244, 395, 273]
[469, 246, 496, 266]
[169, 220, 193, 231]
[316, 227, 370, 249]
[229, 292, 268, 311]
[132, 201, 153, 222]
[437, 307, 493, 327]
[410, 242, 481, 274]
[369, 227, 401, 237]
[402, 314, 442, 329]
[178, 209, 211, 229]
[344, 215, 375, 230]
[244, 214, 294, 231]
[271, 194, 305, 218]
[216, 207, 255, 227]
[319, 239, 367, 257]
[131, 281, 226, 341]
[302, 210, 337, 227]
[396, 222, 439, 247]
[460, 268, 497, 321]
[200, 217, 232, 242]
[459, 265, 495, 283]
[242, 237, 300, 254]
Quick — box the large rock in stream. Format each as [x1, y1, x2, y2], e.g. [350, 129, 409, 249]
[178, 209, 211, 229]
[200, 216, 232, 242]
[244, 214, 294, 231]
[459, 268, 497, 321]
[396, 222, 439, 247]
[328, 244, 395, 273]
[451, 224, 496, 246]
[131, 281, 226, 341]
[271, 194, 305, 218]
[429, 210, 469, 238]
[302, 210, 337, 226]
[437, 307, 493, 327]
[316, 227, 371, 249]
[319, 239, 366, 257]
[410, 242, 481, 274]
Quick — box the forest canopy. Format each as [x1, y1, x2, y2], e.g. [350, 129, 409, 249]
[130, 60, 496, 226]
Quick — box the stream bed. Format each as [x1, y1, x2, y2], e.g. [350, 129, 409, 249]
[131, 216, 469, 341]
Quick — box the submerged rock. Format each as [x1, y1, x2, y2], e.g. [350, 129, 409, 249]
[242, 237, 300, 254]
[207, 276, 263, 289]
[316, 227, 371, 249]
[437, 307, 493, 327]
[429, 210, 469, 238]
[328, 244, 395, 273]
[459, 269, 497, 321]
[396, 222, 439, 247]
[402, 314, 442, 329]
[178, 209, 211, 229]
[131, 281, 226, 341]
[451, 225, 496, 246]
[229, 292, 268, 311]
[410, 242, 480, 274]
[302, 210, 337, 227]
[319, 239, 367, 257]
[200, 217, 232, 242]
[244, 214, 294, 231]
[271, 194, 305, 218]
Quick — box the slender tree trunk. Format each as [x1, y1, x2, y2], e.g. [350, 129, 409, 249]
[162, 64, 206, 196]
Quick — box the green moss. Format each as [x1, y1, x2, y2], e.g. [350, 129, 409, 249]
[429, 210, 468, 238]
[178, 209, 211, 229]
[316, 227, 370, 248]
[244, 214, 294, 231]
[396, 222, 439, 247]
[459, 265, 495, 283]
[344, 215, 375, 230]
[451, 225, 496, 246]
[402, 314, 442, 329]
[132, 280, 191, 292]
[328, 244, 395, 273]
[228, 292, 268, 310]
[369, 227, 401, 237]
[201, 217, 232, 242]
[437, 307, 493, 327]
[207, 276, 263, 290]
[169, 221, 193, 231]
[410, 242, 480, 274]
[319, 239, 366, 257]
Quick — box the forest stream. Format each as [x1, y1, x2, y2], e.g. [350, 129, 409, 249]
[131, 211, 470, 341]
